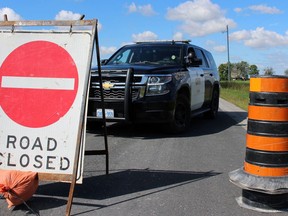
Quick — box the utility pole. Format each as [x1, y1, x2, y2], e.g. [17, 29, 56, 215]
[226, 25, 231, 81]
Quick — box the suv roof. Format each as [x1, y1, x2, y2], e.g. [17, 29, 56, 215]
[135, 40, 191, 45]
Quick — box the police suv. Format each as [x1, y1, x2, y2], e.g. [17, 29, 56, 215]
[87, 40, 220, 133]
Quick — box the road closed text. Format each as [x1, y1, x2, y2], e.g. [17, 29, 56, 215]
[0, 135, 70, 171]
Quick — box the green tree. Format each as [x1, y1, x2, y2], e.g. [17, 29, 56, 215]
[236, 61, 249, 79]
[249, 65, 259, 76]
[218, 63, 228, 80]
[263, 67, 274, 75]
[284, 69, 288, 76]
[219, 61, 261, 79]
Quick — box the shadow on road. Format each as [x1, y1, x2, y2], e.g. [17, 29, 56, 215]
[28, 169, 221, 213]
[87, 111, 246, 139]
[38, 169, 221, 199]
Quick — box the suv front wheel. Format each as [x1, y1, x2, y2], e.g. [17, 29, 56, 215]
[169, 94, 190, 133]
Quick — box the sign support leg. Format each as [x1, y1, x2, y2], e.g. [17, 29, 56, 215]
[66, 123, 86, 216]
[84, 21, 109, 175]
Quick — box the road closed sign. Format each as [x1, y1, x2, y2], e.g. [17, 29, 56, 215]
[0, 21, 96, 182]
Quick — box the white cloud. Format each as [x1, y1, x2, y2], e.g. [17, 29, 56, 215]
[54, 10, 102, 30]
[229, 29, 251, 41]
[249, 4, 282, 14]
[265, 51, 288, 74]
[173, 32, 184, 41]
[55, 10, 83, 20]
[100, 46, 117, 56]
[234, 8, 242, 13]
[0, 7, 22, 21]
[205, 40, 226, 53]
[230, 27, 288, 49]
[213, 45, 226, 52]
[166, 0, 236, 37]
[128, 2, 156, 16]
[128, 2, 137, 13]
[132, 31, 158, 42]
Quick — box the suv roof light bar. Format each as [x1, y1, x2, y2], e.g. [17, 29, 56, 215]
[135, 40, 191, 44]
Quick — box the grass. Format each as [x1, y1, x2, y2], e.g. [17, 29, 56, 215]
[220, 81, 250, 111]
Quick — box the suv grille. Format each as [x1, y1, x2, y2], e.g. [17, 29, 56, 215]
[89, 70, 144, 100]
[89, 88, 140, 100]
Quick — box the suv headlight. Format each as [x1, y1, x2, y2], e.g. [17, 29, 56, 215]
[146, 75, 172, 96]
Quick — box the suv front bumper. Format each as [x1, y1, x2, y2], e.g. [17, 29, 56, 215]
[87, 99, 175, 123]
[132, 99, 175, 123]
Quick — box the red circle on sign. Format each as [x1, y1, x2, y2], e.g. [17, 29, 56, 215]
[0, 41, 78, 128]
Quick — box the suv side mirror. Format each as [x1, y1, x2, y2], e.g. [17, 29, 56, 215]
[101, 59, 108, 65]
[186, 53, 202, 67]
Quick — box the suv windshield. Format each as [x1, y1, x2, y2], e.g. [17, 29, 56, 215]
[107, 45, 182, 66]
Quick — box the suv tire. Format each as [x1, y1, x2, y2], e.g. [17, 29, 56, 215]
[169, 94, 190, 133]
[205, 88, 219, 119]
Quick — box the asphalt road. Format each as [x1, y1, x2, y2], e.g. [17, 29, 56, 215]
[0, 99, 286, 216]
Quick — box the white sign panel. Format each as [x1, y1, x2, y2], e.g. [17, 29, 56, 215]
[0, 30, 93, 182]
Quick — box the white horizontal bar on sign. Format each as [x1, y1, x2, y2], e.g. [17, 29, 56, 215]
[1, 76, 75, 90]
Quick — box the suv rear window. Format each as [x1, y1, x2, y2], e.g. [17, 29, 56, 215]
[204, 51, 217, 69]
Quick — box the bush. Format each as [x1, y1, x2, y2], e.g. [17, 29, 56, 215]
[220, 81, 250, 111]
[220, 81, 250, 91]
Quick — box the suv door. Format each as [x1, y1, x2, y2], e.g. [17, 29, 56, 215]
[186, 47, 205, 110]
[194, 48, 214, 106]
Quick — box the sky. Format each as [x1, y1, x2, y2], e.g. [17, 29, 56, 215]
[0, 0, 287, 75]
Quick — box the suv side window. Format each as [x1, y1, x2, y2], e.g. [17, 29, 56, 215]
[194, 48, 208, 68]
[187, 47, 196, 64]
[187, 47, 196, 57]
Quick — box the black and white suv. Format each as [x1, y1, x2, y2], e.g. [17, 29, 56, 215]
[87, 40, 220, 133]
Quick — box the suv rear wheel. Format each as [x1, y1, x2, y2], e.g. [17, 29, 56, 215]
[205, 88, 219, 119]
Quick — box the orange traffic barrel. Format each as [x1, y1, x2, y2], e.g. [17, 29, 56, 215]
[245, 76, 288, 177]
[229, 75, 288, 212]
